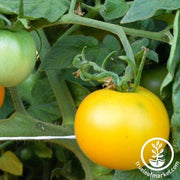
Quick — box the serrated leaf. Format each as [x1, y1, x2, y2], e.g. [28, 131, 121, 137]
[40, 35, 98, 70]
[131, 38, 149, 55]
[156, 141, 159, 146]
[102, 35, 121, 52]
[0, 151, 23, 176]
[0, 0, 69, 22]
[33, 143, 52, 158]
[28, 78, 61, 122]
[85, 46, 110, 66]
[161, 10, 180, 97]
[146, 50, 159, 63]
[152, 155, 156, 158]
[121, 0, 180, 23]
[67, 81, 90, 107]
[100, 0, 128, 20]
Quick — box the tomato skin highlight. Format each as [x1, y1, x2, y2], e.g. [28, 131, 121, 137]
[0, 30, 36, 87]
[0, 86, 5, 108]
[74, 87, 170, 170]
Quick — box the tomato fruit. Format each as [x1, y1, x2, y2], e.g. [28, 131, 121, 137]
[20, 148, 32, 160]
[17, 71, 40, 103]
[74, 87, 169, 170]
[141, 65, 167, 97]
[0, 30, 36, 87]
[0, 86, 5, 108]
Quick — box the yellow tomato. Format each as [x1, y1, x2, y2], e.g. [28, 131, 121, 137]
[0, 86, 5, 108]
[74, 86, 170, 170]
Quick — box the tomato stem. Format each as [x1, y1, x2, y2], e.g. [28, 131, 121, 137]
[0, 141, 14, 151]
[68, 0, 77, 15]
[95, 0, 101, 6]
[8, 87, 27, 114]
[19, 0, 24, 18]
[46, 70, 76, 128]
[32, 14, 171, 44]
[132, 47, 148, 92]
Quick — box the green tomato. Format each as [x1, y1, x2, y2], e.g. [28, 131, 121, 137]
[0, 30, 36, 87]
[140, 65, 167, 97]
[20, 148, 32, 160]
[17, 71, 40, 103]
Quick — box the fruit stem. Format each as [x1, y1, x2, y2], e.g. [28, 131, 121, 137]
[132, 47, 148, 92]
[46, 70, 76, 128]
[8, 87, 27, 114]
[19, 0, 24, 18]
[68, 0, 77, 14]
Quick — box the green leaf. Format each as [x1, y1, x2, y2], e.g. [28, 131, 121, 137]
[0, 0, 69, 22]
[131, 38, 149, 55]
[102, 35, 121, 52]
[113, 169, 149, 180]
[121, 0, 180, 23]
[0, 112, 94, 180]
[40, 35, 98, 70]
[161, 10, 180, 97]
[28, 78, 61, 123]
[0, 151, 23, 176]
[100, 0, 128, 20]
[85, 47, 110, 66]
[171, 64, 180, 151]
[146, 50, 159, 63]
[33, 143, 52, 158]
[67, 81, 90, 107]
[31, 29, 51, 60]
[0, 89, 14, 119]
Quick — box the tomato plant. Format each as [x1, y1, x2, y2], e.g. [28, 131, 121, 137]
[0, 0, 179, 180]
[0, 30, 36, 87]
[0, 86, 5, 108]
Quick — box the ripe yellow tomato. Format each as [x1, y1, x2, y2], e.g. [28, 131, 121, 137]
[0, 86, 5, 108]
[74, 86, 170, 170]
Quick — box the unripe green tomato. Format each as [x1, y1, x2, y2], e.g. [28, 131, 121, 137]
[141, 65, 167, 97]
[17, 72, 40, 103]
[20, 148, 32, 160]
[0, 30, 36, 87]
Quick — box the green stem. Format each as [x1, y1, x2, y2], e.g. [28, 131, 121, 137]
[46, 70, 76, 128]
[68, 0, 77, 14]
[0, 112, 93, 180]
[0, 141, 14, 150]
[61, 15, 136, 66]
[33, 15, 170, 44]
[82, 3, 95, 11]
[122, 26, 170, 44]
[95, 0, 101, 6]
[8, 87, 27, 114]
[132, 48, 148, 92]
[127, 1, 133, 6]
[56, 24, 80, 43]
[19, 0, 24, 18]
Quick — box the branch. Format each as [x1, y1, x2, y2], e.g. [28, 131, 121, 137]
[68, 0, 77, 14]
[32, 14, 171, 44]
[8, 87, 27, 114]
